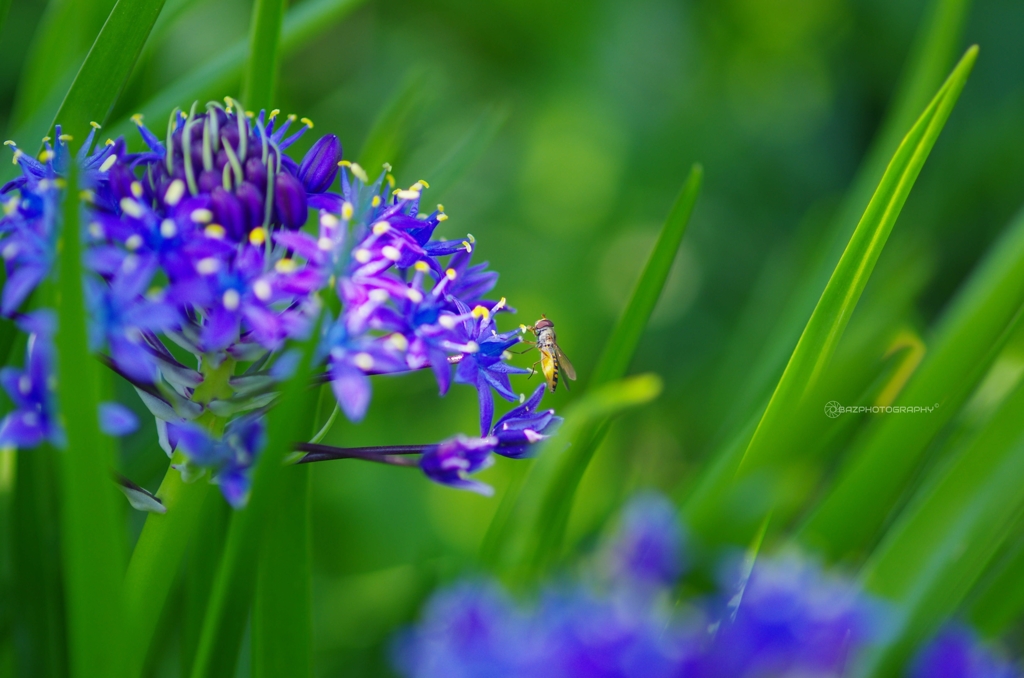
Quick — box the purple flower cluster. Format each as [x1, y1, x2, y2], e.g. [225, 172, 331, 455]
[910, 625, 1018, 678]
[0, 101, 557, 505]
[395, 493, 887, 678]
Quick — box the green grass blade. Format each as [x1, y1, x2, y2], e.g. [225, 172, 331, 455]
[9, 0, 116, 130]
[181, 492, 229, 676]
[358, 68, 431, 174]
[12, 448, 68, 677]
[252, 464, 312, 678]
[421, 104, 508, 200]
[123, 462, 211, 678]
[709, 0, 973, 431]
[734, 47, 976, 479]
[98, 0, 368, 144]
[856, 379, 1024, 677]
[240, 0, 285, 111]
[484, 166, 700, 580]
[49, 0, 167, 143]
[588, 164, 702, 388]
[801, 201, 1024, 557]
[188, 324, 322, 678]
[55, 167, 126, 678]
[969, 530, 1024, 637]
[494, 374, 663, 583]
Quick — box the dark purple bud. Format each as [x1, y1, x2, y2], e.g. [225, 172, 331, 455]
[298, 134, 341, 193]
[235, 181, 266, 232]
[244, 157, 267, 190]
[274, 172, 307, 230]
[219, 124, 239, 152]
[215, 149, 228, 172]
[210, 188, 246, 240]
[198, 170, 221, 194]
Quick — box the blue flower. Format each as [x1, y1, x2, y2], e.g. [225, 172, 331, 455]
[419, 435, 498, 496]
[490, 383, 562, 459]
[603, 491, 685, 587]
[910, 625, 1017, 678]
[0, 312, 63, 448]
[168, 415, 265, 507]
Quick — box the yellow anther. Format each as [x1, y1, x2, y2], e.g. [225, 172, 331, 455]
[386, 173, 395, 188]
[3, 140, 14, 147]
[372, 221, 390, 235]
[418, 179, 430, 188]
[287, 113, 297, 121]
[371, 195, 381, 207]
[163, 179, 185, 205]
[349, 163, 369, 183]
[191, 208, 213, 224]
[338, 160, 351, 166]
[245, 111, 254, 118]
[471, 305, 491, 322]
[204, 224, 226, 239]
[9, 151, 20, 163]
[445, 268, 457, 280]
[494, 297, 507, 311]
[382, 162, 392, 172]
[341, 202, 354, 220]
[224, 96, 232, 106]
[437, 204, 444, 212]
[300, 117, 314, 128]
[269, 109, 280, 119]
[467, 233, 475, 243]
[130, 181, 144, 198]
[437, 213, 448, 222]
[79, 189, 95, 202]
[90, 121, 101, 129]
[519, 323, 528, 332]
[99, 154, 118, 172]
[105, 138, 115, 146]
[275, 258, 297, 274]
[58, 134, 73, 142]
[414, 261, 430, 273]
[394, 189, 420, 200]
[38, 150, 54, 162]
[131, 114, 144, 125]
[41, 137, 51, 143]
[249, 227, 266, 246]
[461, 241, 472, 253]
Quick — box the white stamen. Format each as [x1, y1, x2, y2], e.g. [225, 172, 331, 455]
[125, 235, 143, 251]
[368, 289, 389, 303]
[130, 181, 144, 198]
[122, 254, 139, 274]
[120, 198, 144, 218]
[439, 315, 458, 329]
[196, 257, 219, 275]
[354, 249, 371, 264]
[381, 245, 401, 261]
[353, 352, 375, 371]
[320, 213, 339, 227]
[464, 341, 479, 354]
[407, 289, 423, 303]
[222, 289, 240, 311]
[18, 375, 31, 394]
[317, 237, 333, 251]
[388, 333, 408, 351]
[253, 279, 272, 301]
[2, 243, 18, 260]
[164, 179, 185, 206]
[99, 155, 118, 172]
[372, 221, 390, 235]
[190, 208, 213, 224]
[160, 219, 177, 238]
[88, 222, 104, 239]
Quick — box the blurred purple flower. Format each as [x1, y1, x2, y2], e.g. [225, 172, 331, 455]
[910, 625, 1017, 678]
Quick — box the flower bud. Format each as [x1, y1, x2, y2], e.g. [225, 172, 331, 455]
[297, 134, 341, 193]
[274, 172, 307, 230]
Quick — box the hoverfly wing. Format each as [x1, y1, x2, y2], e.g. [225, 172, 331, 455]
[555, 346, 576, 381]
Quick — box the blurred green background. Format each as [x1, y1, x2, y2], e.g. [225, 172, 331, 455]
[2, 0, 1023, 674]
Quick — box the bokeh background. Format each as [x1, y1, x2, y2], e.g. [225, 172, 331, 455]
[2, 0, 1023, 674]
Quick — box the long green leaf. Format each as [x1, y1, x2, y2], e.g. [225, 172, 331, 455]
[589, 164, 702, 388]
[801, 201, 1024, 557]
[487, 374, 663, 583]
[485, 166, 700, 580]
[50, 0, 168, 143]
[240, 0, 286, 111]
[11, 448, 67, 677]
[969, 527, 1024, 637]
[122, 463, 211, 678]
[706, 0, 973, 436]
[252, 464, 312, 678]
[56, 167, 126, 678]
[181, 492, 229, 676]
[733, 47, 976, 479]
[8, 0, 116, 130]
[189, 324, 322, 678]
[856, 378, 1024, 677]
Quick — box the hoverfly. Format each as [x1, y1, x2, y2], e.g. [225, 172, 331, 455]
[522, 315, 576, 392]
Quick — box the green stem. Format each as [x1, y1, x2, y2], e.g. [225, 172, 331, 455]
[241, 0, 286, 111]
